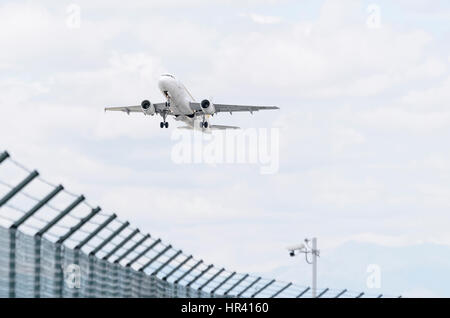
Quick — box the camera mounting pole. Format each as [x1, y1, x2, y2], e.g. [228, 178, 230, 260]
[287, 237, 319, 298]
[311, 237, 318, 298]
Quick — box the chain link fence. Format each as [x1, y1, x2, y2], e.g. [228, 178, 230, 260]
[0, 150, 397, 298]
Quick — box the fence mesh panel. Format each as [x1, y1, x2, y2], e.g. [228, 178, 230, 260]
[0, 150, 398, 298]
[0, 226, 213, 298]
[0, 226, 9, 297]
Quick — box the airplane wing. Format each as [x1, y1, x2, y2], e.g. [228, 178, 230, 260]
[189, 103, 279, 114]
[104, 103, 166, 114]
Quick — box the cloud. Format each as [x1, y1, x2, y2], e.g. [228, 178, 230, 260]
[241, 13, 283, 24]
[1, 0, 450, 296]
[401, 75, 450, 110]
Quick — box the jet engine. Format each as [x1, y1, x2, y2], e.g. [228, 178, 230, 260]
[141, 100, 155, 115]
[201, 99, 215, 115]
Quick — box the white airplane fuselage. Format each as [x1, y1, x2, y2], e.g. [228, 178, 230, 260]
[158, 74, 208, 129]
[104, 73, 279, 130]
[158, 74, 194, 115]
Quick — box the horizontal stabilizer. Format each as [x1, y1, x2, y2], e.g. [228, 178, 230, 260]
[210, 125, 240, 130]
[176, 125, 240, 131]
[189, 102, 278, 114]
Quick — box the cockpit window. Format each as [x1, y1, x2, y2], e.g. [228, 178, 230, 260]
[161, 74, 175, 79]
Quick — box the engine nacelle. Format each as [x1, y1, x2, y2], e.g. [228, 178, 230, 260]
[201, 99, 215, 115]
[141, 100, 155, 115]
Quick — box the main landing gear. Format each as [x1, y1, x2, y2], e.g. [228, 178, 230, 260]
[200, 115, 208, 128]
[160, 110, 169, 128]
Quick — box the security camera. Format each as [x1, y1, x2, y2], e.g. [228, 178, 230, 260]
[287, 243, 306, 257]
[287, 244, 305, 252]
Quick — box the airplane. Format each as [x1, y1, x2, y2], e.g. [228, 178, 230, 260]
[104, 73, 279, 131]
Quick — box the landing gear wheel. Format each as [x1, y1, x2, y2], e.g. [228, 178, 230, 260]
[165, 122, 169, 128]
[203, 122, 208, 128]
[160, 122, 164, 128]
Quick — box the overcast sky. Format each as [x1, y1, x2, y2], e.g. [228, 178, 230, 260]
[1, 0, 450, 297]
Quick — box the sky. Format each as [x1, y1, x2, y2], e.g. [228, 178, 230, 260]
[1, 0, 450, 297]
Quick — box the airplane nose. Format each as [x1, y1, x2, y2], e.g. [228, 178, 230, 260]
[158, 74, 176, 92]
[158, 77, 167, 90]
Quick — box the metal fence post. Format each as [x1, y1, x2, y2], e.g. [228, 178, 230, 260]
[237, 277, 261, 298]
[87, 221, 129, 297]
[316, 288, 329, 298]
[296, 286, 311, 298]
[210, 271, 236, 296]
[126, 239, 161, 268]
[33, 195, 85, 298]
[33, 234, 41, 297]
[199, 268, 225, 292]
[0, 170, 39, 208]
[3, 171, 40, 295]
[163, 255, 192, 281]
[335, 289, 347, 298]
[137, 244, 172, 297]
[112, 234, 149, 297]
[187, 264, 214, 288]
[54, 207, 101, 297]
[224, 273, 249, 297]
[100, 228, 138, 296]
[103, 229, 139, 262]
[270, 282, 292, 298]
[174, 260, 203, 285]
[8, 228, 16, 298]
[114, 234, 150, 265]
[72, 214, 117, 297]
[151, 250, 182, 277]
[251, 279, 275, 298]
[139, 245, 172, 272]
[7, 184, 62, 298]
[0, 151, 10, 164]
